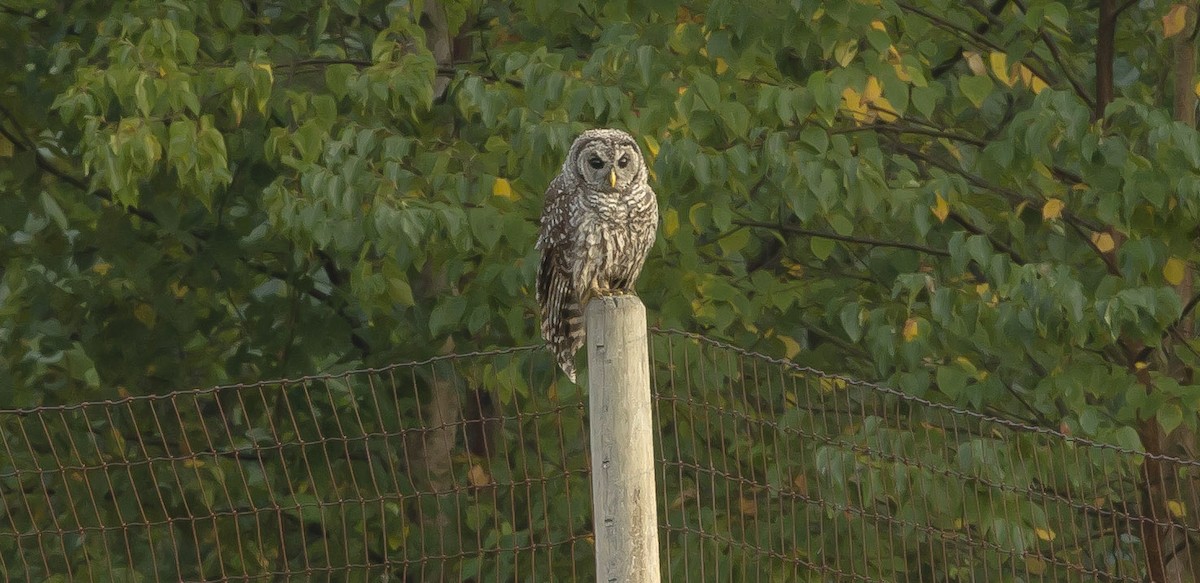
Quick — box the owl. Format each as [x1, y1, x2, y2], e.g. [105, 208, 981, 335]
[536, 128, 659, 383]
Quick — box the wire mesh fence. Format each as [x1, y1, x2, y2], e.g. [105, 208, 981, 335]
[1, 328, 1198, 581]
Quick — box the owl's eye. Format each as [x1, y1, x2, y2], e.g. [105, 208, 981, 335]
[617, 156, 630, 168]
[588, 156, 605, 169]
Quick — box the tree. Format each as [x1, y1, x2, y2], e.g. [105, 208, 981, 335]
[3, 0, 1200, 579]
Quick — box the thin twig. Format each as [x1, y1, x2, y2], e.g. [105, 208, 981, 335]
[832, 122, 989, 147]
[896, 1, 1004, 52]
[734, 219, 951, 256]
[1011, 0, 1095, 107]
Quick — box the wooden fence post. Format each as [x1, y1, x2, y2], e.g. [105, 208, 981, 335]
[586, 295, 661, 583]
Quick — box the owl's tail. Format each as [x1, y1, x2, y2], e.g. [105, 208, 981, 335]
[537, 259, 585, 383]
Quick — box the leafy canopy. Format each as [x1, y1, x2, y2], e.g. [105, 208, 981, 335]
[4, 0, 1193, 440]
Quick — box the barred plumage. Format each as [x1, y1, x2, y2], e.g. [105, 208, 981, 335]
[536, 128, 658, 382]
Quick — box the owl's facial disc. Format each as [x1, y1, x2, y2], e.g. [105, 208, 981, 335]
[576, 142, 640, 192]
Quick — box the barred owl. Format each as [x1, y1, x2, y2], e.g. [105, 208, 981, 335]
[536, 128, 659, 383]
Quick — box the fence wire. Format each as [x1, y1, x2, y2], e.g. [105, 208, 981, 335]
[1, 329, 1198, 581]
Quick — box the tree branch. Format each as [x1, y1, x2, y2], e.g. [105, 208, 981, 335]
[1, 101, 374, 362]
[734, 219, 950, 256]
[1010, 0, 1095, 108]
[833, 122, 988, 147]
[0, 102, 162, 225]
[948, 211, 1027, 265]
[896, 1, 1003, 52]
[1095, 0, 1116, 120]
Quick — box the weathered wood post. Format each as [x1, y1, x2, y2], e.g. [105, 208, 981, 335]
[586, 295, 661, 583]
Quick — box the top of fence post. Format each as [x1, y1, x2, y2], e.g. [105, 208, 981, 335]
[586, 295, 661, 583]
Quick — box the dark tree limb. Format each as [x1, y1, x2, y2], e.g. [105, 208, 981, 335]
[1010, 0, 1095, 107]
[734, 219, 950, 257]
[1095, 0, 1116, 120]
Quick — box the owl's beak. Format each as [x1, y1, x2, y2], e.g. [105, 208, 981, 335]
[609, 170, 617, 188]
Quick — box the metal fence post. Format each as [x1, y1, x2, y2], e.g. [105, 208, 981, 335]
[586, 295, 661, 583]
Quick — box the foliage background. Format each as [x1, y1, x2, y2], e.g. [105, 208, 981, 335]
[3, 0, 1200, 579]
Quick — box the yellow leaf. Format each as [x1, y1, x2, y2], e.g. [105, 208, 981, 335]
[1016, 64, 1049, 94]
[468, 464, 492, 487]
[941, 139, 962, 161]
[870, 20, 886, 31]
[989, 52, 1014, 86]
[253, 62, 274, 82]
[92, 261, 113, 276]
[184, 457, 205, 469]
[902, 318, 920, 342]
[1092, 232, 1116, 253]
[715, 57, 728, 74]
[887, 46, 913, 83]
[857, 76, 898, 122]
[492, 177, 517, 200]
[1035, 528, 1056, 541]
[1169, 499, 1187, 518]
[873, 96, 898, 122]
[1029, 74, 1049, 94]
[1042, 198, 1065, 221]
[1164, 257, 1187, 286]
[841, 86, 869, 124]
[1135, 361, 1150, 371]
[833, 40, 858, 67]
[1194, 80, 1200, 99]
[739, 497, 758, 516]
[1164, 4, 1189, 38]
[864, 76, 883, 101]
[643, 135, 660, 159]
[1025, 556, 1047, 575]
[782, 258, 805, 278]
[663, 208, 679, 237]
[792, 473, 809, 495]
[170, 281, 189, 299]
[963, 51, 986, 76]
[388, 532, 403, 551]
[931, 193, 950, 223]
[975, 283, 990, 296]
[778, 335, 801, 359]
[134, 303, 156, 328]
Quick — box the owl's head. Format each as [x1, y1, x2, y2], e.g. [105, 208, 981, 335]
[566, 128, 646, 192]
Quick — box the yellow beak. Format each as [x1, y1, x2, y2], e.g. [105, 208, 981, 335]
[609, 170, 617, 188]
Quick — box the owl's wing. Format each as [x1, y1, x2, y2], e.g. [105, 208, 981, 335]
[536, 174, 571, 303]
[536, 174, 570, 249]
[535, 174, 582, 382]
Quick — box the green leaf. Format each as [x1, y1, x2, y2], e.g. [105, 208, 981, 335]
[840, 303, 863, 342]
[388, 277, 414, 307]
[828, 215, 853, 236]
[219, 0, 243, 29]
[810, 236, 834, 260]
[429, 296, 468, 337]
[1158, 403, 1184, 434]
[936, 365, 969, 400]
[40, 192, 68, 231]
[693, 73, 720, 108]
[958, 76, 994, 108]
